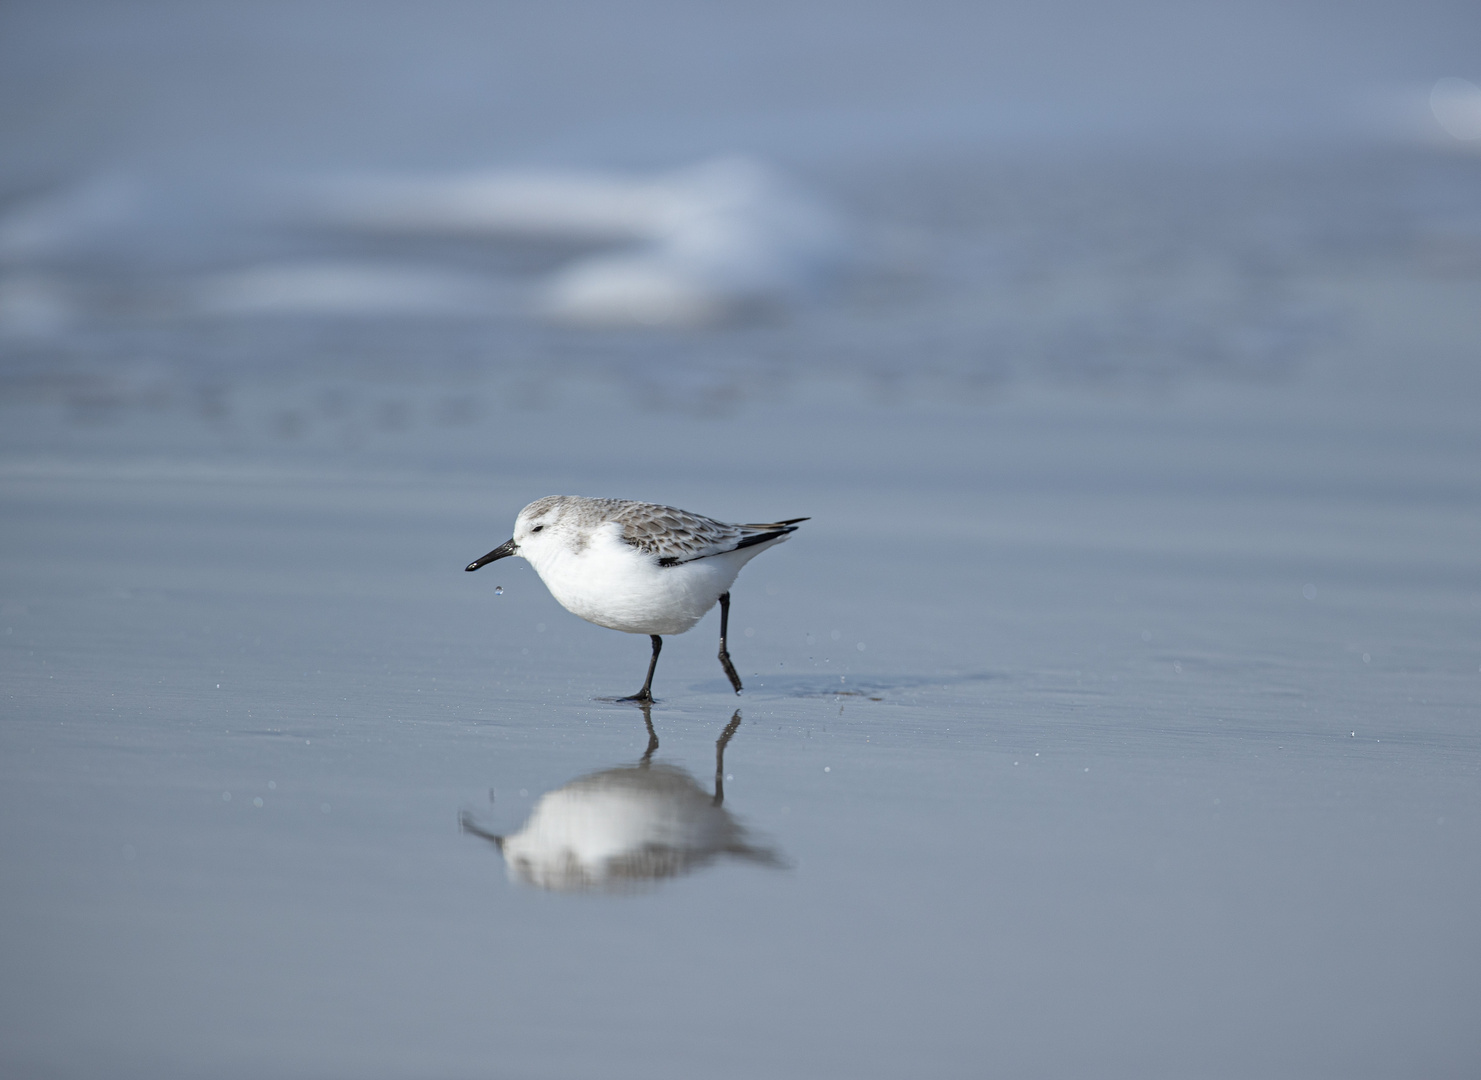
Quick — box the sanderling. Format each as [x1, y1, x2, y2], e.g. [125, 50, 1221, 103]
[466, 496, 805, 701]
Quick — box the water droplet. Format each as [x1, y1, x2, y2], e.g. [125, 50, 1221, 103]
[253, 797, 263, 807]
[267, 780, 276, 790]
[1362, 653, 1371, 663]
[494, 586, 503, 595]
[856, 642, 866, 651]
[823, 766, 831, 773]
[1303, 583, 1317, 600]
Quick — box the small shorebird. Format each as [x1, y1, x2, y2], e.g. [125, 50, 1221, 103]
[466, 496, 805, 701]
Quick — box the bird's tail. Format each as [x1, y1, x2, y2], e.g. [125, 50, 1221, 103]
[733, 517, 808, 551]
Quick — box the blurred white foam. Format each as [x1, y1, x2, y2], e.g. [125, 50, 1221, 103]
[193, 261, 508, 317]
[0, 159, 843, 329]
[1430, 78, 1481, 142]
[311, 157, 845, 326]
[318, 169, 674, 240]
[1361, 79, 1481, 151]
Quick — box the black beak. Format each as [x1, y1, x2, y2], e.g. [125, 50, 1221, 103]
[465, 538, 517, 571]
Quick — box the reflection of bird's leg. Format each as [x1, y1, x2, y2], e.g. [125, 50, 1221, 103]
[621, 635, 662, 703]
[639, 701, 658, 766]
[718, 592, 743, 694]
[713, 710, 742, 806]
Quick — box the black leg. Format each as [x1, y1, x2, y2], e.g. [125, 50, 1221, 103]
[713, 710, 742, 806]
[717, 592, 743, 694]
[638, 701, 658, 765]
[620, 634, 663, 703]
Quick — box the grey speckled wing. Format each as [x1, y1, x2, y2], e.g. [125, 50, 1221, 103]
[610, 500, 806, 566]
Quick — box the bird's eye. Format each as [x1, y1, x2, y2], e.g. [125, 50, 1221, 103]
[531, 525, 544, 533]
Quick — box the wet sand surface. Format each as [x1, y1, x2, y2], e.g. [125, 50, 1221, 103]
[4, 372, 1480, 1077]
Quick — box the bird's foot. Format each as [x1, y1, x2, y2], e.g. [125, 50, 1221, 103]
[718, 649, 743, 695]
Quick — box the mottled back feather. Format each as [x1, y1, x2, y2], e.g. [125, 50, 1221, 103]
[524, 496, 804, 565]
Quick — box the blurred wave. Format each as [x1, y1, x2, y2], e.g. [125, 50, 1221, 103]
[0, 157, 843, 329]
[193, 262, 514, 318]
[2, 1, 1479, 436]
[1430, 78, 1481, 142]
[303, 157, 845, 326]
[5, 146, 1480, 438]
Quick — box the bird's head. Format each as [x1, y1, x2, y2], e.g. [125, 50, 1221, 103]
[465, 495, 577, 572]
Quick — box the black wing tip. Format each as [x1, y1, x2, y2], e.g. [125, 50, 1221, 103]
[730, 517, 807, 552]
[656, 517, 808, 567]
[738, 517, 808, 531]
[732, 526, 798, 552]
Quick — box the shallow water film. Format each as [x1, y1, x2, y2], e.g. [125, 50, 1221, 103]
[3, 3, 1481, 1078]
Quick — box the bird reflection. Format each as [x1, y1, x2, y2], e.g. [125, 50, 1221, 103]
[461, 708, 784, 892]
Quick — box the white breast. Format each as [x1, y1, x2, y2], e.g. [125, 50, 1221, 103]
[525, 522, 770, 636]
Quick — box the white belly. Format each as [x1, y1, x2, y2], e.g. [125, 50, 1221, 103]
[528, 533, 768, 636]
